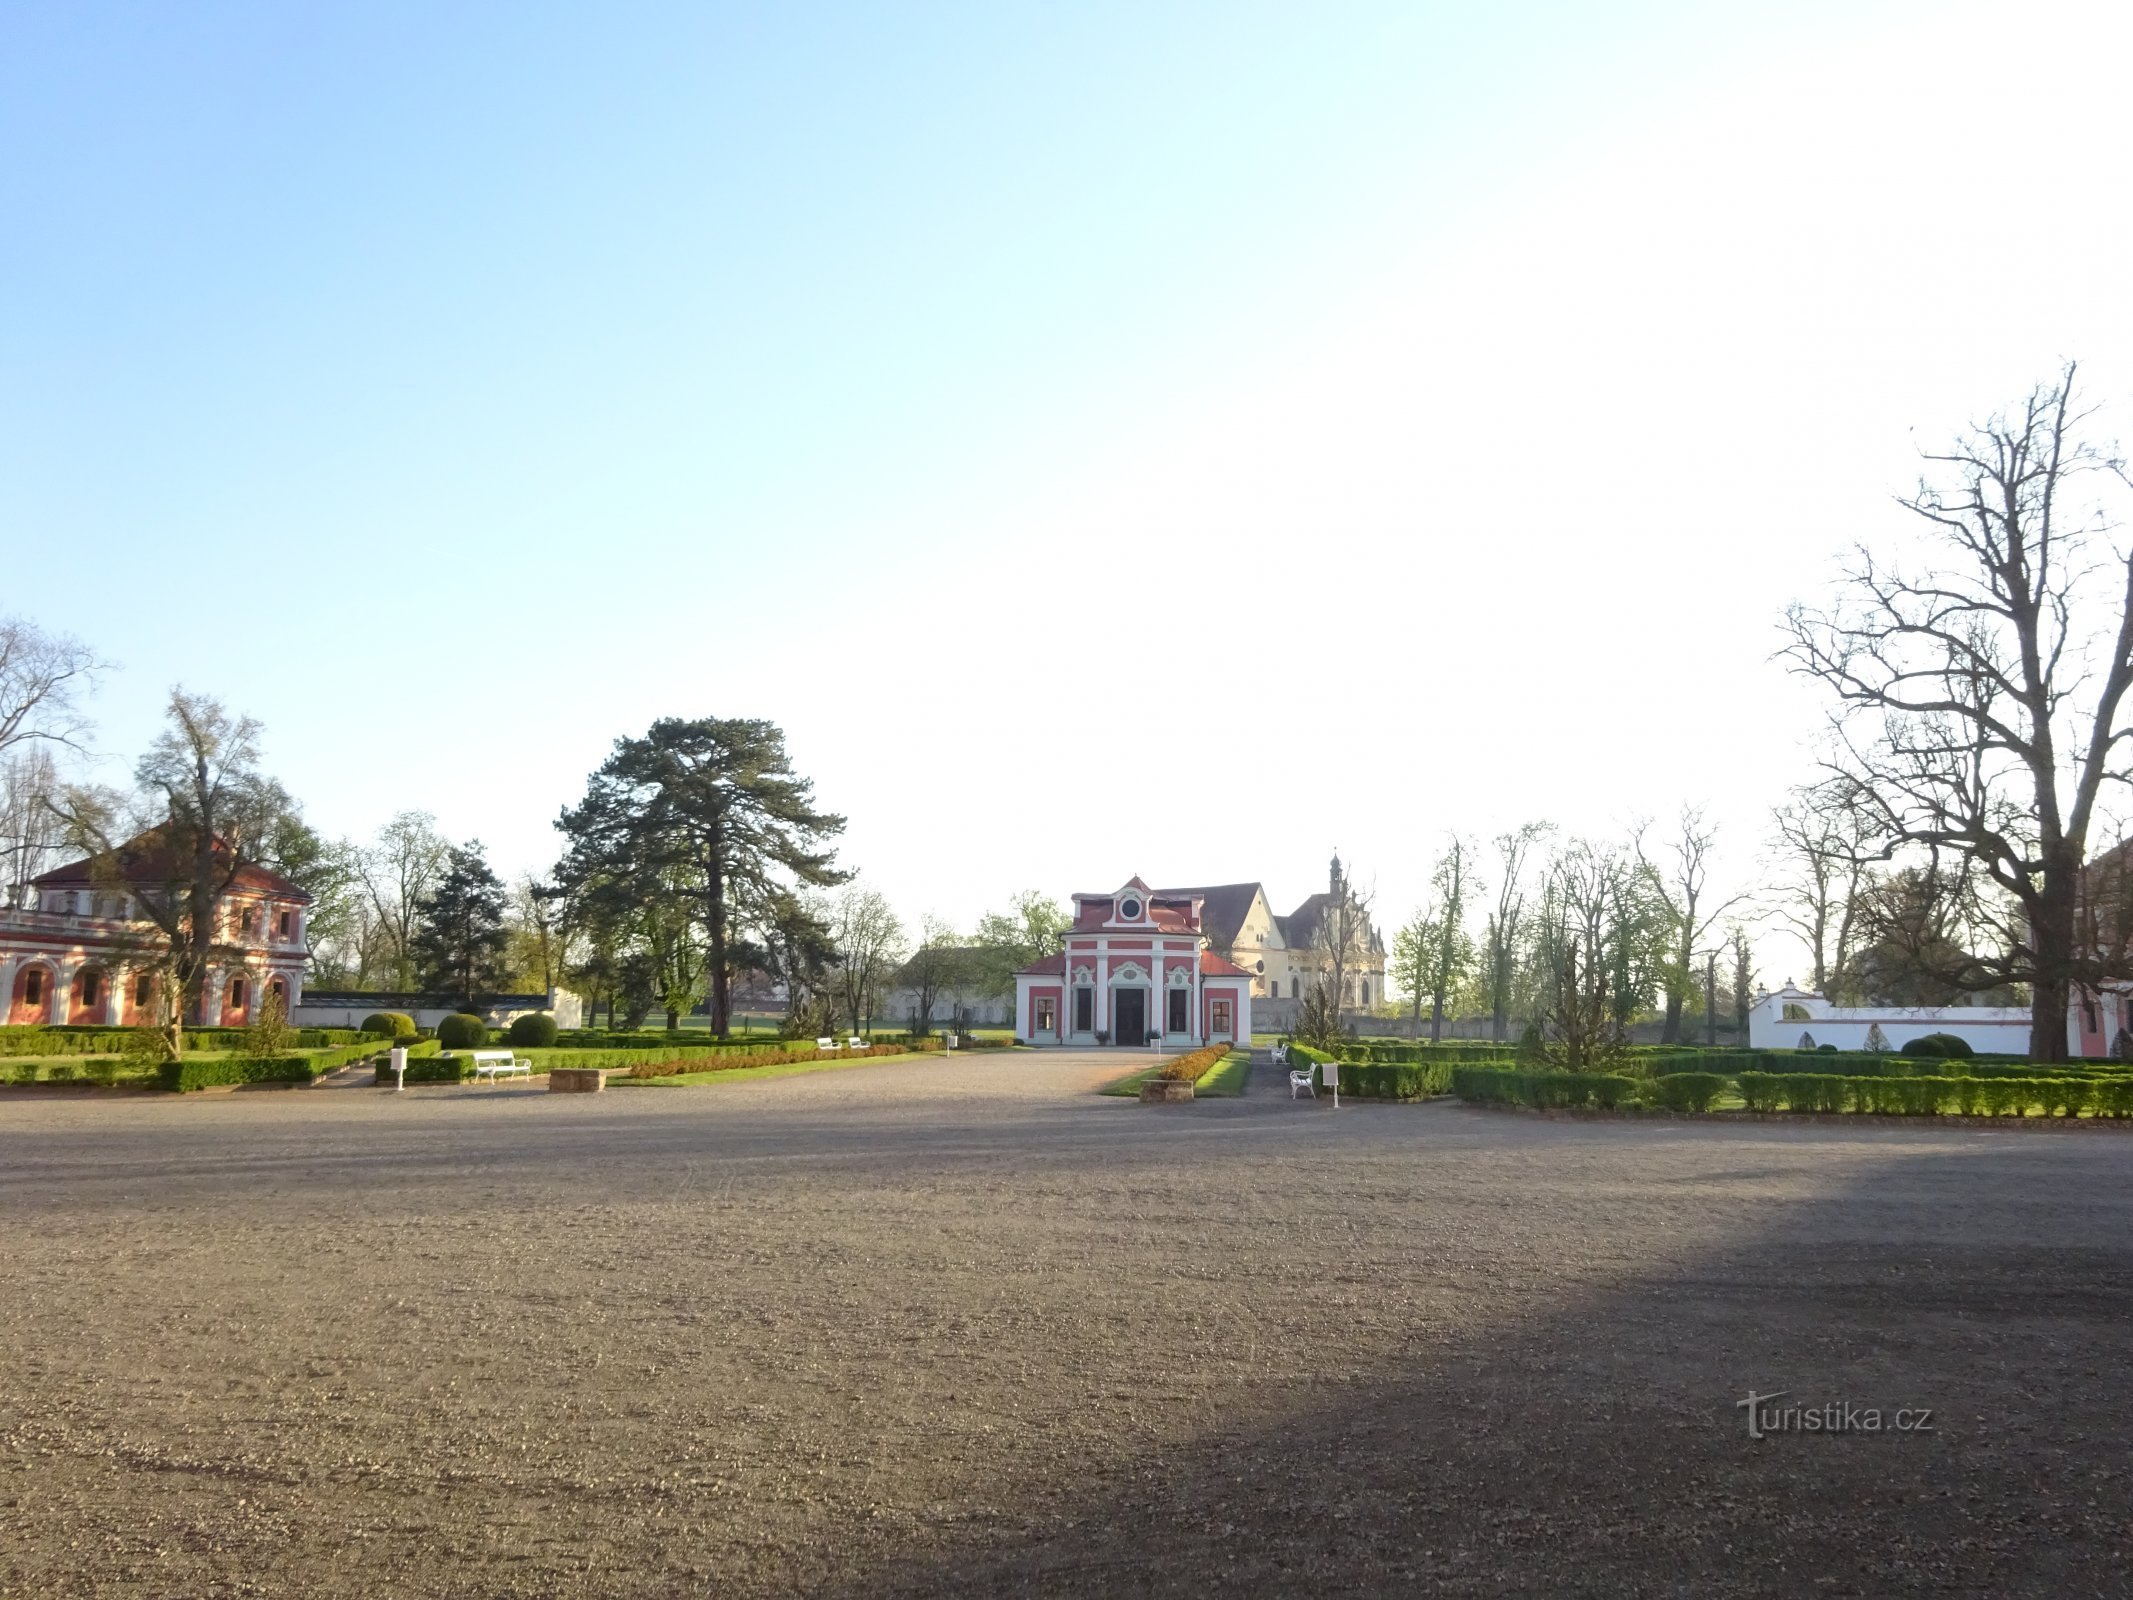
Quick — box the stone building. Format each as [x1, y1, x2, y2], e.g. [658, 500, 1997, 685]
[1159, 855, 1386, 1011]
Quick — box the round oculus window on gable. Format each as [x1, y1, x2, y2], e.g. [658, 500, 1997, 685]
[1118, 896, 1143, 921]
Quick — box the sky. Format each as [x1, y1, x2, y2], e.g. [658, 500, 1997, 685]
[5, 0, 2131, 986]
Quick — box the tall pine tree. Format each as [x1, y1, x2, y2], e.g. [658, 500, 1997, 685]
[411, 841, 509, 1009]
[555, 718, 846, 1036]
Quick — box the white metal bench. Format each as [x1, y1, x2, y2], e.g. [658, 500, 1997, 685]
[1289, 1054, 1338, 1105]
[847, 1035, 865, 1050]
[468, 1050, 531, 1085]
[816, 1036, 840, 1051]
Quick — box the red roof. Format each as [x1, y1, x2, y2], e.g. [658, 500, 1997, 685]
[34, 828, 312, 903]
[1018, 952, 1068, 976]
[1201, 950, 1251, 977]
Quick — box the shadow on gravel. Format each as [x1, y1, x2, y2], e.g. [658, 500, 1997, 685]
[827, 1135, 2133, 1599]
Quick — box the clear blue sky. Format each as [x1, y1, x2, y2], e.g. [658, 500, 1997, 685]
[6, 1, 2129, 971]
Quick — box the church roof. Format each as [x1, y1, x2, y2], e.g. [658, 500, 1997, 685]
[1152, 883, 1263, 951]
[1279, 891, 1385, 955]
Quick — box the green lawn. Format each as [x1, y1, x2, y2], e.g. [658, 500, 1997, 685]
[1194, 1048, 1252, 1097]
[1100, 1047, 1252, 1098]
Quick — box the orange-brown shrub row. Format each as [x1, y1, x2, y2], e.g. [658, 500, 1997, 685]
[624, 1040, 940, 1080]
[1158, 1043, 1230, 1083]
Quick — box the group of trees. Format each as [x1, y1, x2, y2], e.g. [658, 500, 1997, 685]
[1382, 363, 2133, 1066]
[1389, 812, 1756, 1064]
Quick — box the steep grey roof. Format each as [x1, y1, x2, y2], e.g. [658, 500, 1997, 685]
[1280, 892, 1385, 956]
[1153, 883, 1264, 953]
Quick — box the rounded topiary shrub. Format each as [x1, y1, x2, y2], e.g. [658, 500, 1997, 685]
[360, 1011, 417, 1039]
[1901, 1032, 1974, 1060]
[506, 1013, 558, 1048]
[437, 1012, 487, 1050]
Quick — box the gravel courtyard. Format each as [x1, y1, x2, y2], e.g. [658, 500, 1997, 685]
[3, 1051, 2130, 1598]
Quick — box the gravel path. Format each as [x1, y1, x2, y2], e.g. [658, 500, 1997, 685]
[2, 1051, 2129, 1597]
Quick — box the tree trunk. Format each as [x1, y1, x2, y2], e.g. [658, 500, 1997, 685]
[2030, 875, 2077, 1063]
[2031, 973, 2069, 1063]
[706, 865, 729, 1038]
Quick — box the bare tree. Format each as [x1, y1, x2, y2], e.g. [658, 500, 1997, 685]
[1785, 364, 2133, 1061]
[1421, 837, 1475, 1042]
[900, 916, 967, 1038]
[0, 615, 102, 761]
[829, 885, 906, 1035]
[1483, 822, 1551, 1042]
[356, 811, 451, 990]
[1768, 780, 1878, 996]
[1534, 839, 1639, 1070]
[52, 690, 296, 1058]
[0, 748, 66, 900]
[1640, 806, 1745, 1043]
[1729, 924, 1756, 1044]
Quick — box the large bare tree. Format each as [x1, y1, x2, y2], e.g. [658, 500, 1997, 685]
[1785, 364, 2133, 1061]
[356, 811, 451, 991]
[0, 614, 102, 762]
[829, 884, 906, 1035]
[1482, 822, 1550, 1042]
[54, 690, 296, 1058]
[1767, 780, 1877, 996]
[1640, 806, 1743, 1043]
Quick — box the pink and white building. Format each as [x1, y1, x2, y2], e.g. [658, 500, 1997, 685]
[1015, 877, 1254, 1047]
[2, 835, 311, 1028]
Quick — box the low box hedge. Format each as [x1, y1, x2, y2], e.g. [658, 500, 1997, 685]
[1646, 1071, 1727, 1111]
[1731, 1070, 2133, 1118]
[1449, 1066, 1639, 1109]
[158, 1054, 325, 1092]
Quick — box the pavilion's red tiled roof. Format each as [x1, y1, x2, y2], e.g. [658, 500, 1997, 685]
[1018, 952, 1067, 976]
[33, 829, 312, 903]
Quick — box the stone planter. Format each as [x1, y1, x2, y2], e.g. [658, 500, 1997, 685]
[1139, 1078, 1194, 1103]
[548, 1068, 607, 1094]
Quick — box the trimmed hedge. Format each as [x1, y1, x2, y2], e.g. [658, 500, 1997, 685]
[1736, 1070, 2133, 1118]
[1646, 1072, 1727, 1112]
[158, 1054, 323, 1092]
[506, 1013, 559, 1048]
[437, 1013, 487, 1050]
[1158, 1043, 1228, 1083]
[1450, 1066, 1639, 1109]
[361, 1012, 417, 1039]
[1901, 1031, 1976, 1060]
[154, 1034, 393, 1092]
[0, 1025, 364, 1056]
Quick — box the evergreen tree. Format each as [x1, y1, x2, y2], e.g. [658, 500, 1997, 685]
[554, 718, 846, 1036]
[411, 841, 509, 1008]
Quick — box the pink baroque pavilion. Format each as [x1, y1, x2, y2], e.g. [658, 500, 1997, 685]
[1015, 877, 1254, 1047]
[1, 834, 312, 1028]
